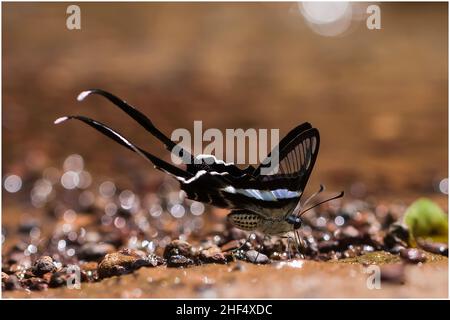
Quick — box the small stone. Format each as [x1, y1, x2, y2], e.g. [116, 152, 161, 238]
[317, 240, 339, 253]
[328, 251, 342, 260]
[245, 250, 270, 264]
[79, 242, 116, 261]
[380, 264, 405, 284]
[21, 277, 48, 291]
[199, 246, 227, 264]
[223, 251, 236, 262]
[343, 248, 357, 258]
[163, 240, 193, 259]
[80, 262, 99, 282]
[3, 274, 21, 291]
[167, 255, 195, 268]
[32, 256, 56, 277]
[98, 249, 163, 279]
[417, 240, 448, 256]
[269, 252, 284, 261]
[389, 244, 406, 254]
[301, 236, 318, 256]
[220, 240, 242, 252]
[2, 272, 9, 290]
[80, 261, 98, 271]
[384, 223, 410, 248]
[362, 245, 375, 253]
[42, 272, 53, 283]
[23, 270, 35, 279]
[400, 248, 427, 264]
[48, 272, 67, 288]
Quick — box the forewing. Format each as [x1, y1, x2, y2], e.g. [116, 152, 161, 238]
[254, 122, 312, 176]
[257, 127, 320, 193]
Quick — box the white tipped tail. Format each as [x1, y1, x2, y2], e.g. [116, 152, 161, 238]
[54, 116, 69, 124]
[77, 90, 92, 102]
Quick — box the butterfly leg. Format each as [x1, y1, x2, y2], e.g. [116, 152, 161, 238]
[280, 236, 293, 260]
[292, 231, 308, 259]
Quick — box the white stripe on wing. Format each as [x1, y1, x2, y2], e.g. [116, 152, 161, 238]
[222, 187, 301, 201]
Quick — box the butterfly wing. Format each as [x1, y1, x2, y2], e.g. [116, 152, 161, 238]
[60, 90, 319, 219]
[178, 125, 320, 219]
[257, 127, 320, 192]
[235, 126, 319, 214]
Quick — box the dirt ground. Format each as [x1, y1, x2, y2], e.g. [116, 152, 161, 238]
[3, 259, 447, 299]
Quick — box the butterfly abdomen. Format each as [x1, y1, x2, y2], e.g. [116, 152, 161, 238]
[227, 210, 261, 231]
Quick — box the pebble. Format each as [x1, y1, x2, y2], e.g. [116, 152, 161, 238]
[343, 247, 358, 258]
[199, 246, 227, 264]
[167, 255, 195, 268]
[98, 249, 164, 279]
[400, 248, 427, 264]
[163, 240, 193, 259]
[80, 262, 99, 281]
[388, 245, 406, 255]
[384, 223, 410, 248]
[417, 240, 448, 256]
[21, 277, 48, 291]
[32, 256, 56, 277]
[220, 240, 241, 252]
[79, 242, 116, 261]
[245, 250, 270, 264]
[2, 272, 9, 290]
[269, 252, 285, 261]
[48, 272, 68, 288]
[3, 274, 21, 291]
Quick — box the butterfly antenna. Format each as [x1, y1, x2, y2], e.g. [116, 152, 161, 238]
[293, 184, 324, 216]
[298, 191, 344, 217]
[303, 184, 325, 208]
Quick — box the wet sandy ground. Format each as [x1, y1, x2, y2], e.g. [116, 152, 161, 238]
[3, 259, 447, 299]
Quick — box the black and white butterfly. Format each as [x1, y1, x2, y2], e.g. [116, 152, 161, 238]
[55, 89, 343, 253]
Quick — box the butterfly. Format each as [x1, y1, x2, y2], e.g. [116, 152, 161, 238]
[55, 89, 344, 254]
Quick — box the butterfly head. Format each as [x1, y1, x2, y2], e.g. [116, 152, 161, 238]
[285, 215, 302, 230]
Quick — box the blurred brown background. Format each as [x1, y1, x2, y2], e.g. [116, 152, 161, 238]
[2, 2, 448, 203]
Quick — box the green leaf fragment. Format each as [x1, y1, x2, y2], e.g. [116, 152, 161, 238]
[403, 198, 448, 243]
